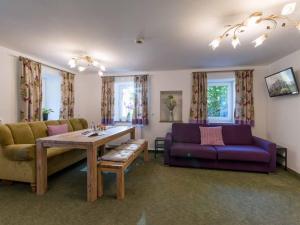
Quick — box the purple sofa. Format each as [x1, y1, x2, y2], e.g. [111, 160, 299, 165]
[164, 123, 276, 173]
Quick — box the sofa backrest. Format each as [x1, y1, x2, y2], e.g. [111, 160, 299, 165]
[69, 118, 84, 131]
[29, 121, 48, 139]
[1, 118, 88, 145]
[0, 124, 14, 146]
[172, 123, 253, 145]
[172, 123, 201, 144]
[221, 125, 253, 145]
[7, 123, 35, 144]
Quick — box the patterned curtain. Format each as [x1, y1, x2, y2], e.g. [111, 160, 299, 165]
[235, 70, 255, 126]
[132, 75, 149, 125]
[101, 76, 115, 125]
[19, 57, 42, 122]
[60, 71, 75, 119]
[189, 72, 208, 124]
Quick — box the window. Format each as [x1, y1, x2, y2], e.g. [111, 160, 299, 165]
[42, 66, 62, 120]
[114, 77, 134, 122]
[207, 79, 235, 123]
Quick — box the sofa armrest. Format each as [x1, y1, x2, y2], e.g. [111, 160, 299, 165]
[2, 144, 36, 161]
[253, 136, 276, 172]
[164, 133, 173, 165]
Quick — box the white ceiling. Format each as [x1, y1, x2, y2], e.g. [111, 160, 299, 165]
[0, 0, 300, 73]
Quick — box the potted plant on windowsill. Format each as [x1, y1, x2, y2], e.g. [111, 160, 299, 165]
[42, 108, 54, 121]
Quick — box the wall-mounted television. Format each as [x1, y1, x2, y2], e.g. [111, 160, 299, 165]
[265, 67, 299, 97]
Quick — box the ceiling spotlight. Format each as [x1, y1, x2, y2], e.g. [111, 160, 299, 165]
[281, 2, 296, 16]
[209, 2, 299, 50]
[68, 59, 76, 68]
[98, 71, 103, 76]
[209, 37, 221, 50]
[253, 34, 268, 47]
[135, 37, 144, 44]
[78, 66, 86, 72]
[100, 65, 106, 71]
[246, 12, 262, 26]
[231, 36, 240, 49]
[92, 61, 99, 66]
[68, 55, 107, 73]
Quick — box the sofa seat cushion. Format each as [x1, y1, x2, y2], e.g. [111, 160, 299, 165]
[170, 143, 217, 160]
[2, 144, 36, 161]
[215, 145, 270, 163]
[47, 147, 74, 158]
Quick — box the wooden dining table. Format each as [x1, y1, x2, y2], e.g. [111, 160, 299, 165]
[36, 126, 135, 202]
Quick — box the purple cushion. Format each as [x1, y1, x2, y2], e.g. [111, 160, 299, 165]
[170, 143, 217, 160]
[221, 125, 253, 145]
[47, 124, 68, 136]
[215, 145, 270, 163]
[172, 123, 201, 144]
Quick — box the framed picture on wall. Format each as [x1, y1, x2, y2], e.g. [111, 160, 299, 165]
[160, 91, 183, 123]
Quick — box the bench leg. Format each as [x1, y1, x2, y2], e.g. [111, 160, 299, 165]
[116, 170, 125, 200]
[144, 141, 149, 162]
[97, 170, 103, 198]
[30, 183, 37, 192]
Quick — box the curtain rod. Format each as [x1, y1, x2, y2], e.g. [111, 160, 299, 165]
[19, 56, 74, 74]
[200, 69, 255, 73]
[103, 74, 148, 78]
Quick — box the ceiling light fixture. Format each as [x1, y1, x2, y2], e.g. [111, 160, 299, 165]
[68, 55, 107, 75]
[209, 2, 299, 50]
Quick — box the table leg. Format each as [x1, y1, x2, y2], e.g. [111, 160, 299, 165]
[97, 169, 103, 198]
[144, 141, 149, 162]
[130, 128, 135, 140]
[154, 141, 157, 159]
[117, 170, 125, 200]
[36, 142, 47, 195]
[87, 145, 98, 202]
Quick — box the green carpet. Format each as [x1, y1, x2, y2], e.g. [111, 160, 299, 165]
[0, 154, 300, 225]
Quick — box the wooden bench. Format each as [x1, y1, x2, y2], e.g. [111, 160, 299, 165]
[97, 139, 149, 200]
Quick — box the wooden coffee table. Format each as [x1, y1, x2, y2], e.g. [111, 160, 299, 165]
[36, 126, 135, 202]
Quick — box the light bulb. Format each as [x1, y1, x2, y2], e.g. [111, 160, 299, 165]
[68, 59, 76, 68]
[92, 61, 99, 67]
[98, 70, 103, 76]
[209, 37, 221, 50]
[231, 36, 240, 49]
[252, 34, 267, 48]
[245, 12, 262, 26]
[78, 66, 86, 72]
[100, 65, 106, 71]
[281, 2, 296, 15]
[296, 22, 300, 30]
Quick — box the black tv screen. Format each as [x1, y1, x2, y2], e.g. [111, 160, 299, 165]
[265, 67, 299, 97]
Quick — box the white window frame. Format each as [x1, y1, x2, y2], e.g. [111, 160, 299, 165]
[114, 78, 134, 123]
[207, 79, 235, 123]
[41, 66, 62, 120]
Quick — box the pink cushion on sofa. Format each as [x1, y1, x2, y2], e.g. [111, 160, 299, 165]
[200, 126, 224, 146]
[47, 124, 68, 136]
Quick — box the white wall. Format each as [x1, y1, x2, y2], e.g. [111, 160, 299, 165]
[268, 49, 300, 173]
[0, 47, 19, 123]
[110, 66, 269, 149]
[74, 73, 102, 125]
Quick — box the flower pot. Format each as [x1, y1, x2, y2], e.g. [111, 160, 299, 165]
[43, 113, 49, 121]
